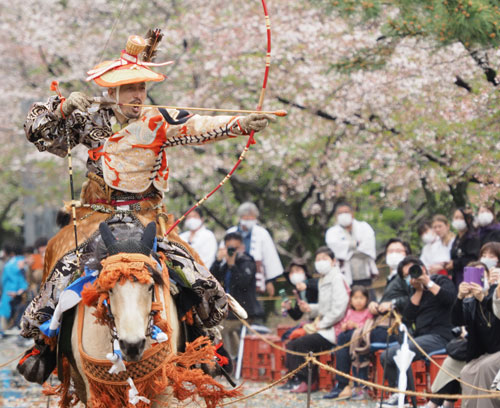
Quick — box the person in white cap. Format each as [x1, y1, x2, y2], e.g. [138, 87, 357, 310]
[225, 202, 283, 296]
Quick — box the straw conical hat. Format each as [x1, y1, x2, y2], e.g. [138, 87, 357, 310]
[86, 35, 172, 87]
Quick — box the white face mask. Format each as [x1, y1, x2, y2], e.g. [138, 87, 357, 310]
[422, 232, 437, 245]
[386, 252, 405, 270]
[337, 213, 353, 227]
[452, 219, 467, 232]
[240, 219, 257, 230]
[480, 257, 498, 270]
[289, 273, 306, 286]
[315, 260, 333, 275]
[478, 212, 494, 227]
[185, 217, 203, 231]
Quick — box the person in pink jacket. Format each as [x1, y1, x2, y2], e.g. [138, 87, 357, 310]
[324, 285, 373, 400]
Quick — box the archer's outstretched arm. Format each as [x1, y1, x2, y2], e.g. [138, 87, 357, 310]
[163, 112, 273, 147]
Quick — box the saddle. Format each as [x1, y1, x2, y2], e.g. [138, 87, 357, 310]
[42, 175, 205, 284]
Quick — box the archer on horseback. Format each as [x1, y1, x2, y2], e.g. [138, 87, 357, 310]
[18, 31, 275, 384]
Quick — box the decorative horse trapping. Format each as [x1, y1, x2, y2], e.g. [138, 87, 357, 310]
[42, 222, 241, 408]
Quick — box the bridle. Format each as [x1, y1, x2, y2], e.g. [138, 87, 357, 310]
[102, 278, 158, 347]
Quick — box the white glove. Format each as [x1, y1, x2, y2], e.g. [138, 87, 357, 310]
[60, 92, 92, 116]
[237, 113, 275, 134]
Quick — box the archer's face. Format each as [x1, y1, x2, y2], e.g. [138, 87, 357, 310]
[110, 82, 147, 119]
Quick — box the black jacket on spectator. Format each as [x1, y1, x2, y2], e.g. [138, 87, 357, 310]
[450, 233, 481, 286]
[479, 224, 500, 247]
[451, 285, 500, 361]
[287, 279, 319, 320]
[403, 274, 456, 341]
[379, 274, 410, 313]
[210, 252, 264, 320]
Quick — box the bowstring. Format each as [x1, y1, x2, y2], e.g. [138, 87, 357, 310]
[96, 0, 130, 65]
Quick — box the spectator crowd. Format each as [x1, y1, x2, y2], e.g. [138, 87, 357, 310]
[3, 200, 500, 408]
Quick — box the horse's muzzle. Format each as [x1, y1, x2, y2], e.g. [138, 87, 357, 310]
[119, 338, 146, 362]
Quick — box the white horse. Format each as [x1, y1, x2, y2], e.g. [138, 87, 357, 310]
[69, 222, 180, 407]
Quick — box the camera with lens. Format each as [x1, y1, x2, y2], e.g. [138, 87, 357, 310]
[409, 264, 423, 279]
[226, 247, 237, 257]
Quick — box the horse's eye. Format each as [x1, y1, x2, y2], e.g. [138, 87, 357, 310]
[109, 289, 113, 294]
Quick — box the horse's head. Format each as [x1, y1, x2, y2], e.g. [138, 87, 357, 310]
[98, 222, 164, 362]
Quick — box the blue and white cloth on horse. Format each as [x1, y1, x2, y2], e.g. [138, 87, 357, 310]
[40, 267, 98, 338]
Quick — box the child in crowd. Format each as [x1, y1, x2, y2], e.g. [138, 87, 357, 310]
[324, 285, 373, 400]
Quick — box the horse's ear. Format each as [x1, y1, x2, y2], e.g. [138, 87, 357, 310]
[141, 222, 157, 251]
[99, 222, 117, 249]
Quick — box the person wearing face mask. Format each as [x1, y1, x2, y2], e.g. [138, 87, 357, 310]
[477, 205, 500, 247]
[446, 209, 481, 287]
[419, 218, 454, 275]
[380, 257, 456, 407]
[211, 232, 264, 362]
[325, 202, 378, 287]
[179, 207, 218, 268]
[366, 238, 412, 343]
[425, 260, 500, 408]
[283, 247, 349, 393]
[479, 242, 500, 285]
[224, 202, 283, 297]
[281, 259, 318, 321]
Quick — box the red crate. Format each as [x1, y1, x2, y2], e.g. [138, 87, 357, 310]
[427, 355, 461, 408]
[241, 335, 282, 381]
[372, 350, 428, 404]
[318, 353, 334, 390]
[412, 359, 428, 405]
[428, 354, 447, 385]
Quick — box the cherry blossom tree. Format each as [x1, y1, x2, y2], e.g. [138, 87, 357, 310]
[1, 0, 499, 256]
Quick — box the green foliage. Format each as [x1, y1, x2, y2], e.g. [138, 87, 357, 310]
[328, 42, 396, 73]
[313, 0, 500, 47]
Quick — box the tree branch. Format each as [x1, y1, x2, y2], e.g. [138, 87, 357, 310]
[173, 178, 229, 230]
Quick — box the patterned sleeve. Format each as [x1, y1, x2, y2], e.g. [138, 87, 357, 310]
[163, 113, 247, 148]
[24, 95, 88, 158]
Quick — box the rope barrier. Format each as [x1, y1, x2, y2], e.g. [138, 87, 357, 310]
[391, 311, 500, 395]
[313, 357, 500, 400]
[220, 354, 500, 406]
[231, 308, 500, 403]
[236, 312, 391, 357]
[0, 349, 28, 369]
[219, 360, 310, 406]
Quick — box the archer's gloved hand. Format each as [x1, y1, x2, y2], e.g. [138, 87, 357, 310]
[58, 92, 92, 117]
[237, 113, 275, 134]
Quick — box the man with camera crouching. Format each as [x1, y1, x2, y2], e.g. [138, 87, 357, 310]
[211, 232, 264, 363]
[379, 256, 457, 407]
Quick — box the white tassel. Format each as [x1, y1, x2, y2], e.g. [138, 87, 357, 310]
[127, 377, 151, 405]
